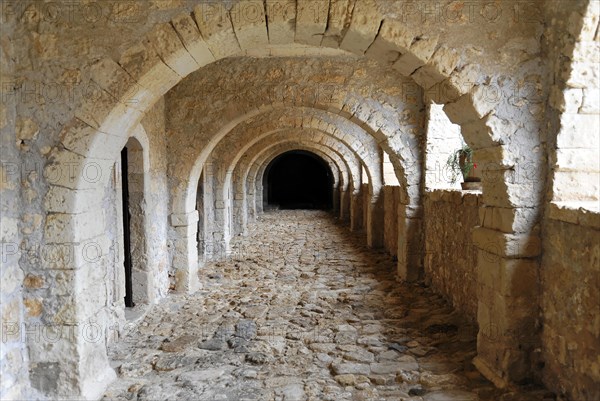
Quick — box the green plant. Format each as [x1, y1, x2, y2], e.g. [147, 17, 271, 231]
[446, 144, 476, 183]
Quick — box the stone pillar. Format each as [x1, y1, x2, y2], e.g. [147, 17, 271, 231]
[36, 208, 117, 399]
[212, 171, 230, 255]
[362, 185, 369, 231]
[332, 185, 340, 214]
[443, 89, 545, 386]
[383, 186, 400, 256]
[350, 188, 363, 231]
[366, 191, 384, 248]
[339, 189, 350, 223]
[233, 192, 246, 236]
[396, 204, 423, 282]
[472, 206, 541, 387]
[170, 210, 200, 293]
[255, 178, 264, 213]
[247, 179, 256, 223]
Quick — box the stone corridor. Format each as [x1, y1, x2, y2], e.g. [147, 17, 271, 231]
[102, 211, 550, 401]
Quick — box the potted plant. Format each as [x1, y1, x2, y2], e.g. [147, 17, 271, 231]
[446, 144, 481, 190]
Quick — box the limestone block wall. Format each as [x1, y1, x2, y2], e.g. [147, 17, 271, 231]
[540, 207, 600, 401]
[545, 0, 600, 204]
[0, 0, 586, 398]
[424, 190, 481, 322]
[0, 14, 37, 398]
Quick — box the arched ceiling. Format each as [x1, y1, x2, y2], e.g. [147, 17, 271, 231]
[165, 56, 423, 212]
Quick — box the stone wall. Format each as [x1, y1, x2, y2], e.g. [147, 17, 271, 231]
[540, 206, 600, 401]
[538, 2, 600, 398]
[544, 0, 600, 204]
[0, 11, 36, 399]
[0, 0, 594, 398]
[424, 190, 481, 322]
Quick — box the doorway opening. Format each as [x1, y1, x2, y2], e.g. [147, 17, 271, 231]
[264, 150, 334, 210]
[119, 137, 147, 309]
[120, 146, 134, 308]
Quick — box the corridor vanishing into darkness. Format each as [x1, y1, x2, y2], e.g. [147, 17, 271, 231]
[3, 2, 598, 399]
[265, 151, 334, 210]
[103, 211, 549, 401]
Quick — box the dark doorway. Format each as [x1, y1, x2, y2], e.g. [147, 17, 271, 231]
[120, 147, 134, 308]
[264, 150, 333, 210]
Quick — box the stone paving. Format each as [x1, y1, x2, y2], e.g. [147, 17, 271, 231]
[102, 211, 551, 401]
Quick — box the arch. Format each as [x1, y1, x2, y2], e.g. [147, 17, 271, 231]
[225, 141, 344, 236]
[241, 138, 357, 217]
[174, 106, 387, 217]
[261, 150, 335, 209]
[236, 134, 364, 228]
[203, 129, 363, 254]
[35, 4, 547, 397]
[253, 147, 337, 212]
[235, 140, 353, 233]
[246, 138, 375, 238]
[201, 121, 377, 248]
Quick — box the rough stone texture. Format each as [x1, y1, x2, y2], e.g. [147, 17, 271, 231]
[545, 0, 600, 205]
[383, 186, 400, 257]
[102, 211, 548, 401]
[0, 13, 38, 400]
[139, 99, 171, 298]
[424, 190, 481, 322]
[541, 213, 600, 401]
[0, 0, 597, 399]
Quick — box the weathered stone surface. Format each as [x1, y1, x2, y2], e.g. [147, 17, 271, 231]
[265, 0, 296, 45]
[424, 190, 480, 321]
[340, 0, 381, 55]
[295, 0, 329, 46]
[540, 218, 600, 401]
[193, 3, 241, 59]
[171, 13, 216, 67]
[101, 211, 549, 400]
[2, 2, 595, 400]
[160, 335, 198, 352]
[230, 0, 268, 50]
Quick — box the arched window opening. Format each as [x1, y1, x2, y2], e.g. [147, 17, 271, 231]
[425, 102, 481, 191]
[383, 151, 400, 186]
[264, 150, 334, 210]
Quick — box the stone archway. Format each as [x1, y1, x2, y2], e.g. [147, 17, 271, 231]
[34, 4, 547, 397]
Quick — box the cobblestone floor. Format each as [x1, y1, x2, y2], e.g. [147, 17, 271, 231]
[103, 210, 551, 401]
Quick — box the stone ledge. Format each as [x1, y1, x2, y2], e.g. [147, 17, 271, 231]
[472, 227, 541, 258]
[548, 202, 600, 229]
[425, 189, 482, 205]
